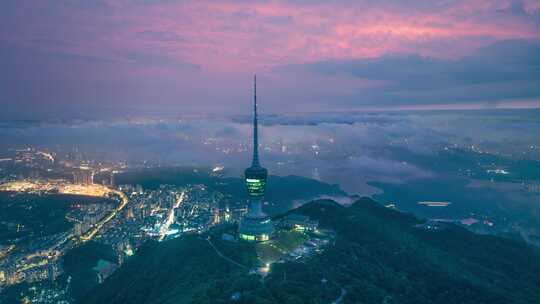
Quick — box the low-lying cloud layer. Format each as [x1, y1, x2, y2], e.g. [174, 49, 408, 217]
[2, 110, 539, 194]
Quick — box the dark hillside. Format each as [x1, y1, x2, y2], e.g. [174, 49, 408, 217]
[83, 198, 540, 304]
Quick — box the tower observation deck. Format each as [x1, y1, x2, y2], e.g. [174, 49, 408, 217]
[238, 75, 274, 242]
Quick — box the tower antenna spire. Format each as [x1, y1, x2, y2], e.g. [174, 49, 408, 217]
[252, 74, 260, 167]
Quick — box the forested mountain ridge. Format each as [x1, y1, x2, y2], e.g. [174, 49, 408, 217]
[83, 197, 540, 304]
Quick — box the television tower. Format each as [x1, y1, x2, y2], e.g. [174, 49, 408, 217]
[238, 75, 274, 241]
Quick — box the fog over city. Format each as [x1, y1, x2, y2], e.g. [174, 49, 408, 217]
[2, 109, 539, 199]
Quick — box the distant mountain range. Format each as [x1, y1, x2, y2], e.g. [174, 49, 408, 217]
[82, 197, 540, 304]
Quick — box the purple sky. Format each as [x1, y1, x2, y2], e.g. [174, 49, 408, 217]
[1, 0, 540, 119]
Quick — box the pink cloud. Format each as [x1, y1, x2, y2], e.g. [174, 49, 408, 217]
[9, 0, 533, 72]
[2, 0, 540, 115]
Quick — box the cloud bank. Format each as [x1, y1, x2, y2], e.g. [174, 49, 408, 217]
[1, 0, 540, 118]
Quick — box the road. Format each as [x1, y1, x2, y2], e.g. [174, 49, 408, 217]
[1, 186, 129, 287]
[332, 288, 347, 304]
[207, 237, 248, 270]
[80, 189, 129, 243]
[158, 191, 186, 241]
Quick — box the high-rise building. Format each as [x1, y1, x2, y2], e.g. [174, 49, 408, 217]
[110, 170, 116, 187]
[73, 168, 94, 185]
[238, 75, 274, 242]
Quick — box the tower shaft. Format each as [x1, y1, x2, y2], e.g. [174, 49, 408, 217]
[252, 75, 260, 167]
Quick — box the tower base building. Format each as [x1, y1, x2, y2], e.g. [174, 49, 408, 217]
[239, 216, 274, 242]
